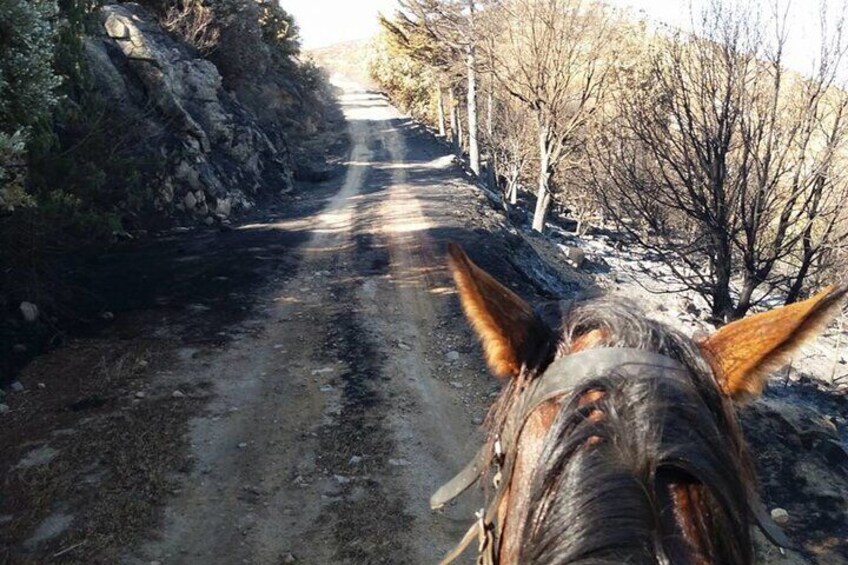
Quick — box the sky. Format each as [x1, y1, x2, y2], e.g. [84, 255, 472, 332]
[284, 0, 398, 49]
[285, 0, 845, 77]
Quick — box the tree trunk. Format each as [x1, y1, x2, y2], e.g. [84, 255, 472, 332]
[507, 168, 519, 205]
[734, 277, 757, 319]
[487, 76, 494, 138]
[449, 89, 460, 154]
[710, 235, 737, 323]
[436, 87, 447, 138]
[785, 223, 816, 304]
[533, 127, 552, 233]
[466, 1, 480, 175]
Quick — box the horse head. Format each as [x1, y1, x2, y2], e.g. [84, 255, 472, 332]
[437, 243, 846, 564]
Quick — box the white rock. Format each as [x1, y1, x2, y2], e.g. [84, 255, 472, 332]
[135, 391, 146, 399]
[397, 342, 411, 351]
[770, 508, 789, 525]
[172, 390, 185, 398]
[20, 302, 39, 323]
[446, 351, 460, 361]
[450, 381, 464, 389]
[348, 455, 363, 465]
[333, 474, 351, 484]
[388, 458, 410, 467]
[238, 442, 248, 449]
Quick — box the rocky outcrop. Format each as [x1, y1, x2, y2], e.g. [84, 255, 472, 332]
[84, 3, 294, 223]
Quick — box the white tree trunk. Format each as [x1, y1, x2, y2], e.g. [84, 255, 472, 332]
[533, 126, 552, 233]
[466, 46, 480, 175]
[508, 167, 519, 205]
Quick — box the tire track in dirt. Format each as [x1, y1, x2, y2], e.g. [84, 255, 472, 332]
[130, 84, 491, 565]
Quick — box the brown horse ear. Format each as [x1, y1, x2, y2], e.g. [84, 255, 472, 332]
[447, 242, 550, 379]
[698, 283, 848, 401]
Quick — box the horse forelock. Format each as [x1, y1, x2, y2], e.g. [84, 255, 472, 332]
[486, 296, 756, 564]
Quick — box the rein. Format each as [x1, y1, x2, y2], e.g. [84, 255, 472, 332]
[431, 348, 794, 564]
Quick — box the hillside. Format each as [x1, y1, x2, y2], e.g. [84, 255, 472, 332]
[309, 39, 376, 88]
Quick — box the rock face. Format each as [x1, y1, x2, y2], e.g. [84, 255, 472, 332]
[84, 3, 294, 222]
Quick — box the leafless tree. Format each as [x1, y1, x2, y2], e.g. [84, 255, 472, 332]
[486, 92, 535, 205]
[593, 0, 848, 322]
[396, 0, 482, 174]
[487, 0, 617, 232]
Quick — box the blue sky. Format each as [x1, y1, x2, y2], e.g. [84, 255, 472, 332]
[285, 0, 845, 77]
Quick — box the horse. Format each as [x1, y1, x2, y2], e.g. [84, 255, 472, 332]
[432, 243, 847, 565]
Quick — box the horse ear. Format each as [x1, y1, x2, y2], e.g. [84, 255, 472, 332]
[698, 283, 848, 401]
[447, 242, 551, 379]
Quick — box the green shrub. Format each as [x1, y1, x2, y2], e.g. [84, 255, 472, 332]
[0, 0, 61, 211]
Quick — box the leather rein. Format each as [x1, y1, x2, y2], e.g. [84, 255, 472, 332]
[430, 348, 794, 565]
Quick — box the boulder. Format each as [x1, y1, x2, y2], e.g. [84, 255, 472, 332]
[20, 302, 39, 323]
[558, 245, 586, 269]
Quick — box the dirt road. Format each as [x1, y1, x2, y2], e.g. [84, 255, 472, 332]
[116, 82, 508, 564]
[3, 78, 545, 565]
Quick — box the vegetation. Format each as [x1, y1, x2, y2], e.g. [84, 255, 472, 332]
[0, 0, 61, 211]
[372, 0, 848, 322]
[0, 0, 340, 372]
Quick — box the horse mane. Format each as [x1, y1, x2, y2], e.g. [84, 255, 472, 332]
[486, 296, 756, 564]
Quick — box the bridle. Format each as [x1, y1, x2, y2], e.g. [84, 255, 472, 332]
[430, 348, 794, 565]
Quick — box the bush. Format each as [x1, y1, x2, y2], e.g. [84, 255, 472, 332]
[0, 0, 61, 211]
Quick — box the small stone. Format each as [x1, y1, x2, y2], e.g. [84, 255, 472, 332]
[472, 416, 484, 425]
[333, 474, 351, 484]
[11, 382, 24, 393]
[450, 381, 464, 389]
[20, 302, 39, 323]
[770, 508, 789, 525]
[319, 385, 334, 393]
[683, 300, 700, 316]
[172, 390, 185, 399]
[446, 351, 460, 361]
[238, 442, 248, 449]
[0, 404, 9, 415]
[135, 391, 146, 399]
[204, 216, 215, 226]
[100, 311, 114, 321]
[397, 342, 411, 351]
[388, 458, 410, 467]
[282, 553, 297, 563]
[348, 455, 363, 465]
[37, 383, 46, 390]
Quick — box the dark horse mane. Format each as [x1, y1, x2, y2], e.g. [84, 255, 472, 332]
[488, 296, 757, 564]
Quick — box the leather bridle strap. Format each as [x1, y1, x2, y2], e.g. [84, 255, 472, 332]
[432, 348, 796, 563]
